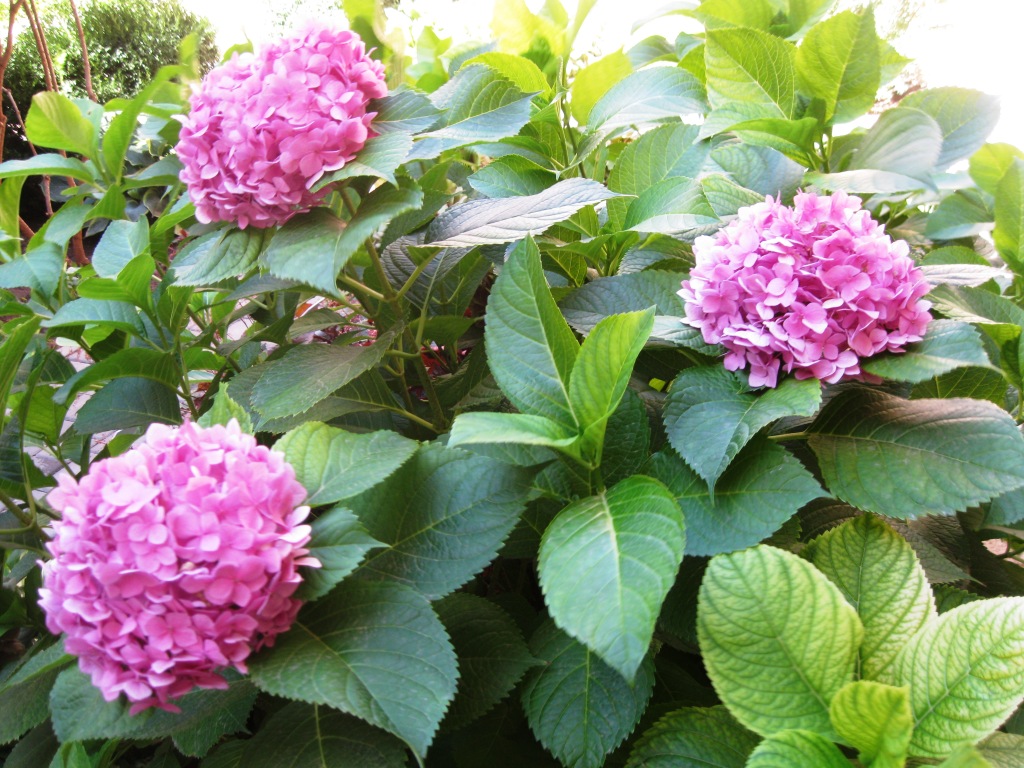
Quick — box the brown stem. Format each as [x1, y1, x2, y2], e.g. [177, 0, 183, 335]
[18, 216, 33, 239]
[3, 86, 35, 156]
[67, 0, 96, 102]
[0, 2, 27, 159]
[24, 0, 57, 93]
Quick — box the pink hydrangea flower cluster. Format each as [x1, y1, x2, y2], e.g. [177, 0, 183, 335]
[40, 421, 316, 713]
[679, 190, 932, 388]
[176, 22, 388, 229]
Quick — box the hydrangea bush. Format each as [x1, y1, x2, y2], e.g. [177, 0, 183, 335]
[2, 1, 1024, 766]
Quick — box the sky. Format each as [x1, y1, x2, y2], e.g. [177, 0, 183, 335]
[178, 0, 1021, 148]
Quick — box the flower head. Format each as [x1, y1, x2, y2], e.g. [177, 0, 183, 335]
[176, 22, 388, 229]
[40, 421, 315, 713]
[679, 190, 932, 388]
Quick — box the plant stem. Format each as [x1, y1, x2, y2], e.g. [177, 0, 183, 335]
[767, 431, 809, 442]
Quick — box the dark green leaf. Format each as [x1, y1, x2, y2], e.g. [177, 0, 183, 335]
[370, 89, 442, 134]
[623, 177, 719, 234]
[263, 184, 423, 294]
[170, 229, 264, 287]
[92, 219, 150, 278]
[861, 320, 992, 383]
[0, 643, 72, 744]
[276, 422, 418, 506]
[468, 156, 555, 198]
[313, 132, 413, 190]
[231, 702, 408, 768]
[808, 389, 1024, 518]
[248, 329, 397, 423]
[249, 580, 457, 758]
[848, 107, 942, 181]
[349, 443, 530, 599]
[54, 348, 179, 405]
[49, 667, 255, 744]
[521, 620, 655, 768]
[646, 440, 823, 556]
[43, 298, 145, 336]
[663, 367, 822, 489]
[408, 66, 534, 160]
[0, 245, 63, 296]
[73, 377, 182, 433]
[436, 593, 536, 730]
[624, 706, 760, 768]
[297, 506, 382, 602]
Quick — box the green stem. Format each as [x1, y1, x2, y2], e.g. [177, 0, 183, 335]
[767, 431, 809, 442]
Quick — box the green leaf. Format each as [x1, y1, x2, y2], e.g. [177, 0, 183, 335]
[702, 27, 796, 136]
[248, 580, 457, 758]
[170, 229, 264, 287]
[263, 184, 423, 294]
[663, 367, 822, 490]
[425, 178, 621, 246]
[861, 320, 992, 384]
[313, 132, 413, 190]
[939, 746, 997, 768]
[721, 120, 818, 167]
[276, 422, 418, 506]
[978, 733, 1024, 768]
[571, 50, 633, 124]
[585, 67, 708, 136]
[435, 593, 536, 730]
[848, 107, 942, 181]
[297, 506, 382, 602]
[994, 159, 1024, 271]
[538, 476, 685, 680]
[829, 681, 913, 766]
[805, 169, 935, 194]
[461, 51, 550, 95]
[970, 142, 1024, 197]
[197, 383, 253, 433]
[928, 284, 1024, 327]
[925, 191, 994, 241]
[645, 440, 823, 556]
[484, 236, 579, 428]
[0, 643, 72, 744]
[698, 545, 863, 739]
[49, 667, 255, 744]
[43, 298, 145, 336]
[408, 66, 534, 160]
[624, 705, 760, 768]
[230, 702, 408, 768]
[521, 620, 655, 768]
[370, 89, 442, 134]
[468, 155, 555, 198]
[795, 9, 880, 123]
[806, 514, 935, 680]
[606, 123, 708, 228]
[559, 270, 687, 334]
[689, 0, 774, 29]
[0, 154, 95, 184]
[73, 377, 182, 434]
[807, 389, 1024, 518]
[248, 329, 397, 423]
[448, 411, 578, 451]
[3, 723, 59, 768]
[92, 219, 150, 278]
[24, 92, 97, 157]
[0, 245, 63, 296]
[744, 730, 851, 767]
[623, 177, 719, 234]
[54, 348, 179, 406]
[878, 598, 1024, 758]
[0, 317, 41, 415]
[348, 443, 530, 599]
[903, 88, 1001, 170]
[569, 308, 654, 462]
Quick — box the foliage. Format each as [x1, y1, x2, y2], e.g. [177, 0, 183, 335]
[3, 0, 217, 160]
[2, 0, 1024, 766]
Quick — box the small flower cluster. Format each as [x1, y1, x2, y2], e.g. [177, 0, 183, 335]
[679, 190, 932, 388]
[40, 421, 315, 713]
[176, 22, 387, 229]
